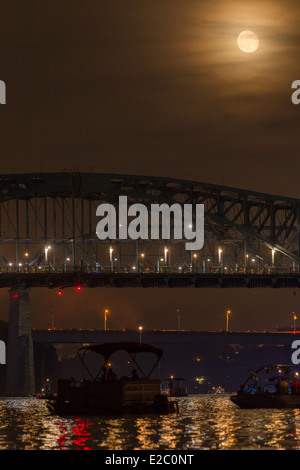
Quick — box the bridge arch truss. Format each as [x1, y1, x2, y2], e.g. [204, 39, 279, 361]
[0, 172, 298, 285]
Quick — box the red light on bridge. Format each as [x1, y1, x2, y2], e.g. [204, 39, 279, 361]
[76, 286, 82, 292]
[12, 294, 18, 298]
[58, 290, 62, 296]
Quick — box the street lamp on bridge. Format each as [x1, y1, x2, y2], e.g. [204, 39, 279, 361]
[104, 309, 109, 331]
[45, 246, 51, 266]
[177, 309, 181, 330]
[109, 247, 114, 272]
[218, 248, 223, 271]
[272, 249, 276, 267]
[293, 312, 297, 334]
[164, 247, 168, 265]
[226, 309, 231, 332]
[139, 326, 143, 345]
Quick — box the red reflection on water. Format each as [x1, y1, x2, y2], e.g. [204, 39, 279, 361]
[56, 422, 68, 449]
[56, 419, 93, 450]
[71, 418, 93, 450]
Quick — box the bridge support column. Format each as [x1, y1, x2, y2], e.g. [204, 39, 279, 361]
[6, 287, 35, 396]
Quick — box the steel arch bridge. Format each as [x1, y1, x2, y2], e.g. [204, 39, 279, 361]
[0, 171, 299, 289]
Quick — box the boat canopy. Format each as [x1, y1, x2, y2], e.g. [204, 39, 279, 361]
[240, 364, 297, 390]
[78, 342, 163, 362]
[77, 342, 163, 381]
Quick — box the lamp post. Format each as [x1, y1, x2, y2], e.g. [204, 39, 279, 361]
[109, 247, 113, 272]
[50, 307, 54, 330]
[104, 309, 109, 331]
[218, 248, 222, 272]
[139, 326, 143, 345]
[192, 253, 197, 272]
[293, 312, 297, 334]
[164, 247, 168, 267]
[45, 245, 51, 268]
[272, 249, 275, 268]
[226, 309, 231, 332]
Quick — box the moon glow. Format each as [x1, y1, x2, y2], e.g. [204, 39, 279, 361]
[237, 30, 259, 53]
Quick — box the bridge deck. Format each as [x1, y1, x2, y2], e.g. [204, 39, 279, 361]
[1, 272, 300, 289]
[32, 329, 300, 346]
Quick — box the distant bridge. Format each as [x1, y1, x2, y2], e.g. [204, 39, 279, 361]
[32, 329, 300, 347]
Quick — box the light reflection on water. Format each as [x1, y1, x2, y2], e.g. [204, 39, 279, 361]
[1, 395, 300, 450]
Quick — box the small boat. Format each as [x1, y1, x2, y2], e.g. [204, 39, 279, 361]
[209, 386, 225, 394]
[162, 377, 188, 397]
[230, 364, 300, 409]
[47, 342, 179, 415]
[37, 378, 54, 399]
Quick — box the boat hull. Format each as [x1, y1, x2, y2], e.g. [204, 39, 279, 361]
[231, 392, 300, 409]
[47, 397, 177, 416]
[47, 378, 178, 416]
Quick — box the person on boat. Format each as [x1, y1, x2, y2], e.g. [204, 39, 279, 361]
[243, 372, 258, 393]
[107, 368, 117, 382]
[276, 377, 289, 395]
[291, 377, 300, 395]
[100, 366, 117, 382]
[130, 369, 139, 380]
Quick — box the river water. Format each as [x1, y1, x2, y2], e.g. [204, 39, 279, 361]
[0, 394, 300, 450]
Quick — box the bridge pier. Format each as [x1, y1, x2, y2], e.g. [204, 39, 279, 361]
[6, 287, 35, 396]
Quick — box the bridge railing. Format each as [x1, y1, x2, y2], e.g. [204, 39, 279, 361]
[0, 265, 299, 275]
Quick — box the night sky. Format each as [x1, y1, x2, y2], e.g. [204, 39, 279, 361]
[0, 0, 300, 331]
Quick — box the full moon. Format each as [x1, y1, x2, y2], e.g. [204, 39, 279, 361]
[237, 30, 259, 53]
